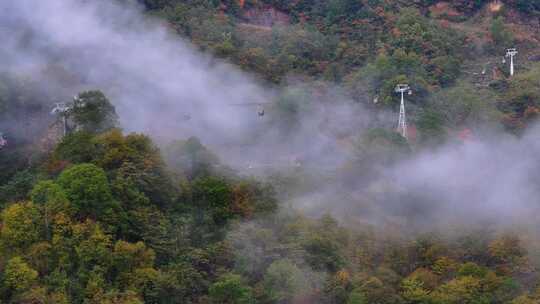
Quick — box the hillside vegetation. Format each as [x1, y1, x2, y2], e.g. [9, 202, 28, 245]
[145, 0, 540, 134]
[1, 1, 540, 303]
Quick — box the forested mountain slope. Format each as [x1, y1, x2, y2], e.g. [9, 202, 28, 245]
[145, 0, 540, 133]
[0, 0, 540, 303]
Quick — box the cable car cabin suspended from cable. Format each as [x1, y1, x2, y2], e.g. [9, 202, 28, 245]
[228, 102, 269, 117]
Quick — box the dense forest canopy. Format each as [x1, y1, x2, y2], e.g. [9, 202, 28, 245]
[1, 0, 540, 303]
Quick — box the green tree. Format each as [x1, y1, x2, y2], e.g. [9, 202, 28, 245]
[73, 221, 113, 274]
[490, 17, 513, 50]
[0, 202, 41, 251]
[83, 266, 108, 303]
[393, 8, 461, 59]
[31, 180, 69, 209]
[158, 259, 211, 302]
[4, 256, 38, 292]
[164, 137, 221, 180]
[430, 275, 488, 304]
[209, 274, 254, 304]
[0, 170, 37, 205]
[324, 270, 352, 304]
[356, 276, 403, 304]
[31, 180, 73, 239]
[263, 259, 310, 303]
[416, 110, 447, 145]
[94, 130, 177, 209]
[231, 180, 278, 217]
[500, 64, 540, 131]
[71, 90, 118, 133]
[348, 288, 368, 304]
[54, 131, 98, 164]
[113, 240, 156, 289]
[401, 278, 430, 303]
[488, 234, 525, 265]
[57, 163, 118, 221]
[303, 215, 347, 272]
[192, 176, 234, 226]
[511, 294, 538, 304]
[353, 128, 410, 166]
[428, 82, 500, 128]
[124, 206, 174, 261]
[457, 262, 487, 278]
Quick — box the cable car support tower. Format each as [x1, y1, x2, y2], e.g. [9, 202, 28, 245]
[504, 48, 518, 76]
[51, 102, 71, 137]
[395, 84, 411, 140]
